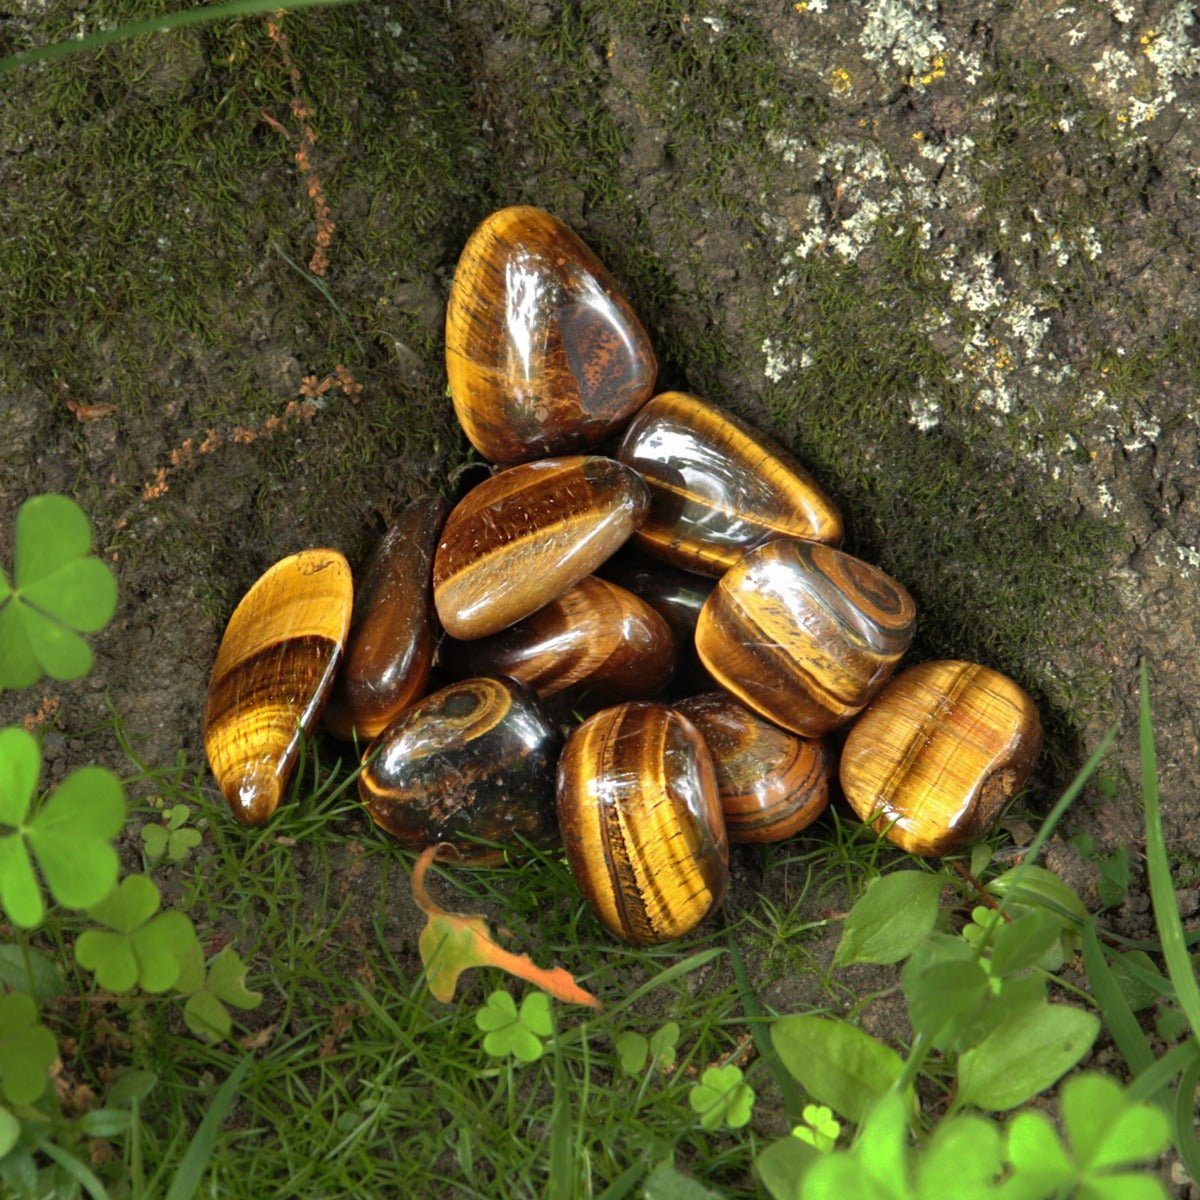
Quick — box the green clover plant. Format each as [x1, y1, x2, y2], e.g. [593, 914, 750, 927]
[688, 1064, 755, 1131]
[476, 990, 552, 1062]
[175, 943, 263, 1041]
[0, 993, 57, 1105]
[793, 1105, 841, 1153]
[616, 1021, 679, 1076]
[142, 803, 203, 864]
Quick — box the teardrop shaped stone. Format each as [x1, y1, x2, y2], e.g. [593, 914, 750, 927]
[324, 496, 447, 742]
[433, 456, 650, 640]
[203, 549, 352, 826]
[617, 391, 842, 575]
[446, 206, 658, 464]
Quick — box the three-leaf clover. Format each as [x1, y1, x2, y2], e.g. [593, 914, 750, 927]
[142, 804, 202, 864]
[175, 942, 263, 1042]
[0, 992, 57, 1105]
[793, 1104, 841, 1153]
[689, 1064, 755, 1131]
[0, 494, 117, 690]
[74, 875, 199, 993]
[476, 990, 552, 1062]
[616, 1021, 680, 1076]
[0, 726, 125, 928]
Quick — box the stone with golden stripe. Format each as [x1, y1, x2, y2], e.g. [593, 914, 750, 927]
[432, 456, 649, 640]
[695, 539, 916, 737]
[324, 496, 447, 742]
[840, 660, 1043, 856]
[446, 206, 657, 464]
[616, 391, 842, 575]
[203, 549, 352, 827]
[439, 575, 675, 703]
[359, 676, 561, 865]
[556, 703, 729, 945]
[675, 692, 831, 843]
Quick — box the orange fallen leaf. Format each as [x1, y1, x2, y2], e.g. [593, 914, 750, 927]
[66, 400, 117, 422]
[412, 845, 601, 1009]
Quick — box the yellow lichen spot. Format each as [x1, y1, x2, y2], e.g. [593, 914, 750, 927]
[912, 130, 924, 141]
[1139, 28, 1157, 53]
[917, 53, 947, 86]
[829, 67, 853, 95]
[794, 1, 808, 10]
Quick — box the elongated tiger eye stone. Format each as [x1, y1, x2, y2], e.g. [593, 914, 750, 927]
[840, 661, 1043, 856]
[203, 550, 352, 826]
[446, 206, 657, 464]
[324, 496, 447, 742]
[675, 693, 831, 843]
[616, 391, 843, 575]
[359, 677, 561, 865]
[695, 540, 915, 737]
[433, 456, 649, 640]
[439, 576, 674, 702]
[556, 703, 728, 945]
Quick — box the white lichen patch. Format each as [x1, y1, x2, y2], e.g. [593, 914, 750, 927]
[907, 384, 941, 431]
[859, 0, 945, 78]
[761, 337, 796, 382]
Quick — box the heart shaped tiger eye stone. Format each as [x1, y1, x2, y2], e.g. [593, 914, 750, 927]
[439, 576, 674, 702]
[616, 391, 843, 575]
[359, 676, 561, 865]
[556, 703, 729, 945]
[433, 456, 649, 640]
[446, 206, 657, 464]
[840, 660, 1043, 856]
[675, 692, 831, 843]
[324, 496, 447, 742]
[203, 549, 352, 826]
[695, 539, 916, 737]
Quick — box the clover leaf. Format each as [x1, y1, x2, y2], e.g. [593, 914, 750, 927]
[142, 804, 202, 864]
[476, 990, 552, 1062]
[616, 1021, 679, 1076]
[0, 494, 117, 690]
[178, 944, 263, 1042]
[689, 1065, 755, 1131]
[793, 1104, 841, 1153]
[74, 875, 199, 993]
[0, 992, 57, 1105]
[0, 726, 124, 928]
[0, 1104, 18, 1160]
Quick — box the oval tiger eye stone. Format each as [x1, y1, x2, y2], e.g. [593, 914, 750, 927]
[675, 692, 831, 843]
[616, 391, 843, 575]
[324, 496, 447, 742]
[446, 206, 657, 464]
[695, 540, 916, 737]
[556, 703, 729, 945]
[203, 549, 352, 826]
[359, 677, 561, 865]
[433, 456, 650, 640]
[439, 576, 674, 702]
[840, 661, 1043, 856]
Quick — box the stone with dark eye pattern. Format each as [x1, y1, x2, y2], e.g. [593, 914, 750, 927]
[675, 692, 831, 843]
[359, 676, 561, 865]
[556, 702, 728, 945]
[616, 391, 842, 575]
[324, 496, 447, 742]
[432, 455, 649, 640]
[446, 206, 658, 464]
[840, 660, 1042, 856]
[439, 575, 675, 702]
[203, 549, 352, 827]
[695, 539, 916, 737]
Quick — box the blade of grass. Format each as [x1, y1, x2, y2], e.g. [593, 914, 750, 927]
[548, 1010, 572, 1200]
[163, 1056, 253, 1200]
[1139, 662, 1200, 1043]
[1128, 1039, 1200, 1105]
[1173, 1055, 1200, 1185]
[1081, 917, 1156, 1086]
[36, 1140, 110, 1200]
[607, 949, 725, 1015]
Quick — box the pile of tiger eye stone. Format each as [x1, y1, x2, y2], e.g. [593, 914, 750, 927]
[202, 206, 1044, 947]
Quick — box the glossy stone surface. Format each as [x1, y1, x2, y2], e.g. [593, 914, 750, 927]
[840, 660, 1043, 856]
[360, 676, 561, 864]
[446, 206, 657, 464]
[695, 539, 916, 736]
[324, 496, 447, 742]
[440, 575, 674, 702]
[616, 391, 842, 575]
[433, 456, 649, 640]
[203, 549, 352, 826]
[675, 692, 831, 843]
[599, 552, 715, 644]
[556, 702, 728, 945]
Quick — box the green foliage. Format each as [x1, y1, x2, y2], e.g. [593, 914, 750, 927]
[615, 1021, 679, 1076]
[176, 945, 263, 1042]
[688, 1064, 754, 1131]
[0, 495, 117, 690]
[0, 1106, 17, 1159]
[0, 945, 65, 1002]
[142, 803, 203, 864]
[475, 990, 552, 1063]
[832, 871, 944, 968]
[792, 1104, 841, 1153]
[1071, 833, 1130, 908]
[0, 993, 56, 1105]
[0, 727, 125, 928]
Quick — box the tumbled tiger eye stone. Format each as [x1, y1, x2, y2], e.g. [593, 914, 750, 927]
[616, 391, 843, 575]
[324, 496, 447, 742]
[446, 206, 658, 464]
[439, 576, 674, 702]
[695, 540, 915, 737]
[203, 549, 352, 826]
[556, 703, 729, 945]
[432, 456, 649, 640]
[599, 552, 715, 644]
[840, 661, 1043, 856]
[359, 676, 560, 865]
[675, 692, 831, 843]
